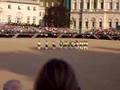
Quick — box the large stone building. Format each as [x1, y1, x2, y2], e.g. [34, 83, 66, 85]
[0, 0, 45, 25]
[70, 0, 120, 33]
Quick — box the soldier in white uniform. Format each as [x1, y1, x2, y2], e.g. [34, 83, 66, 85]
[52, 41, 56, 49]
[37, 41, 41, 50]
[45, 40, 49, 50]
[59, 40, 62, 48]
[84, 41, 88, 50]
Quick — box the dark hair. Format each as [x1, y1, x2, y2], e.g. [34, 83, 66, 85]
[34, 58, 80, 90]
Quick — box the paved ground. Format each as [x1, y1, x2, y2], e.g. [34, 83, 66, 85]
[0, 38, 120, 90]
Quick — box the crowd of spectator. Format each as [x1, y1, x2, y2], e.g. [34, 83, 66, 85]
[93, 28, 120, 36]
[0, 23, 72, 34]
[84, 28, 120, 40]
[0, 23, 120, 40]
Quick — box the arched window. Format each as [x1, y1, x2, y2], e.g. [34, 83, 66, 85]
[85, 19, 89, 28]
[91, 18, 96, 28]
[99, 19, 102, 28]
[16, 17, 21, 23]
[71, 17, 76, 28]
[73, 20, 76, 28]
[33, 17, 36, 25]
[8, 15, 11, 23]
[115, 19, 119, 28]
[27, 16, 30, 24]
[79, 18, 82, 29]
[108, 19, 112, 28]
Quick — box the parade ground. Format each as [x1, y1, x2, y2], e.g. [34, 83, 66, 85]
[0, 38, 120, 90]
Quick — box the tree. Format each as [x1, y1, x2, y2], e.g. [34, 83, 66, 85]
[44, 3, 70, 28]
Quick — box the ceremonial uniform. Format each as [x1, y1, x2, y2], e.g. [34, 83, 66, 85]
[37, 41, 41, 50]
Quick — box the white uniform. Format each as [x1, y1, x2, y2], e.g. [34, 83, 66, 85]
[52, 41, 56, 49]
[45, 41, 49, 50]
[37, 41, 41, 50]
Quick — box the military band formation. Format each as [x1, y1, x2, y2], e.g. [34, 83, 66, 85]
[37, 40, 88, 50]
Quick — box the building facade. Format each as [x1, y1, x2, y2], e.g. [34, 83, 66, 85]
[70, 0, 120, 33]
[0, 0, 45, 25]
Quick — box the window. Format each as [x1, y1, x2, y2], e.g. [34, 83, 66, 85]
[79, 20, 82, 29]
[109, 2, 113, 9]
[33, 7, 36, 11]
[39, 19, 42, 26]
[27, 16, 30, 24]
[85, 21, 88, 28]
[116, 2, 119, 10]
[73, 20, 76, 28]
[46, 2, 49, 7]
[92, 22, 95, 27]
[109, 22, 112, 28]
[39, 12, 41, 16]
[27, 6, 30, 10]
[116, 22, 118, 28]
[16, 17, 21, 23]
[8, 15, 11, 23]
[93, 0, 97, 10]
[40, 2, 44, 7]
[80, 2, 82, 10]
[99, 21, 102, 28]
[87, 2, 90, 9]
[18, 6, 21, 10]
[51, 2, 54, 7]
[73, 2, 77, 10]
[8, 5, 11, 9]
[33, 17, 36, 24]
[101, 2, 104, 10]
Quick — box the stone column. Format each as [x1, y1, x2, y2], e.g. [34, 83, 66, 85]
[83, 0, 87, 10]
[90, 0, 94, 11]
[97, 0, 101, 10]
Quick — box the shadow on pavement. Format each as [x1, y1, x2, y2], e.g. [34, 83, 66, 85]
[0, 48, 120, 90]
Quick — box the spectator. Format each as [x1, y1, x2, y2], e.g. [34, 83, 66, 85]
[34, 58, 80, 90]
[3, 80, 22, 90]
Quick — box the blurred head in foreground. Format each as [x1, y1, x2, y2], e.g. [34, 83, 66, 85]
[3, 80, 22, 90]
[34, 58, 80, 90]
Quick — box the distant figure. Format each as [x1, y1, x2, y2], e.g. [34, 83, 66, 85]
[45, 40, 49, 50]
[84, 41, 88, 50]
[3, 80, 22, 90]
[34, 58, 81, 90]
[37, 41, 41, 50]
[59, 40, 63, 48]
[52, 41, 56, 49]
[75, 40, 79, 49]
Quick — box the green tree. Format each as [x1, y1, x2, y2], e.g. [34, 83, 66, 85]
[44, 3, 70, 28]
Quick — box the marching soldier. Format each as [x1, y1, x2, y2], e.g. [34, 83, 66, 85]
[45, 40, 49, 50]
[79, 41, 82, 50]
[64, 41, 68, 49]
[52, 41, 56, 49]
[59, 40, 63, 48]
[69, 40, 73, 49]
[84, 41, 88, 50]
[80, 41, 84, 50]
[71, 41, 75, 49]
[37, 41, 41, 50]
[75, 40, 79, 49]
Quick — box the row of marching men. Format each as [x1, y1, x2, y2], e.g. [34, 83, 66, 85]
[37, 40, 88, 50]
